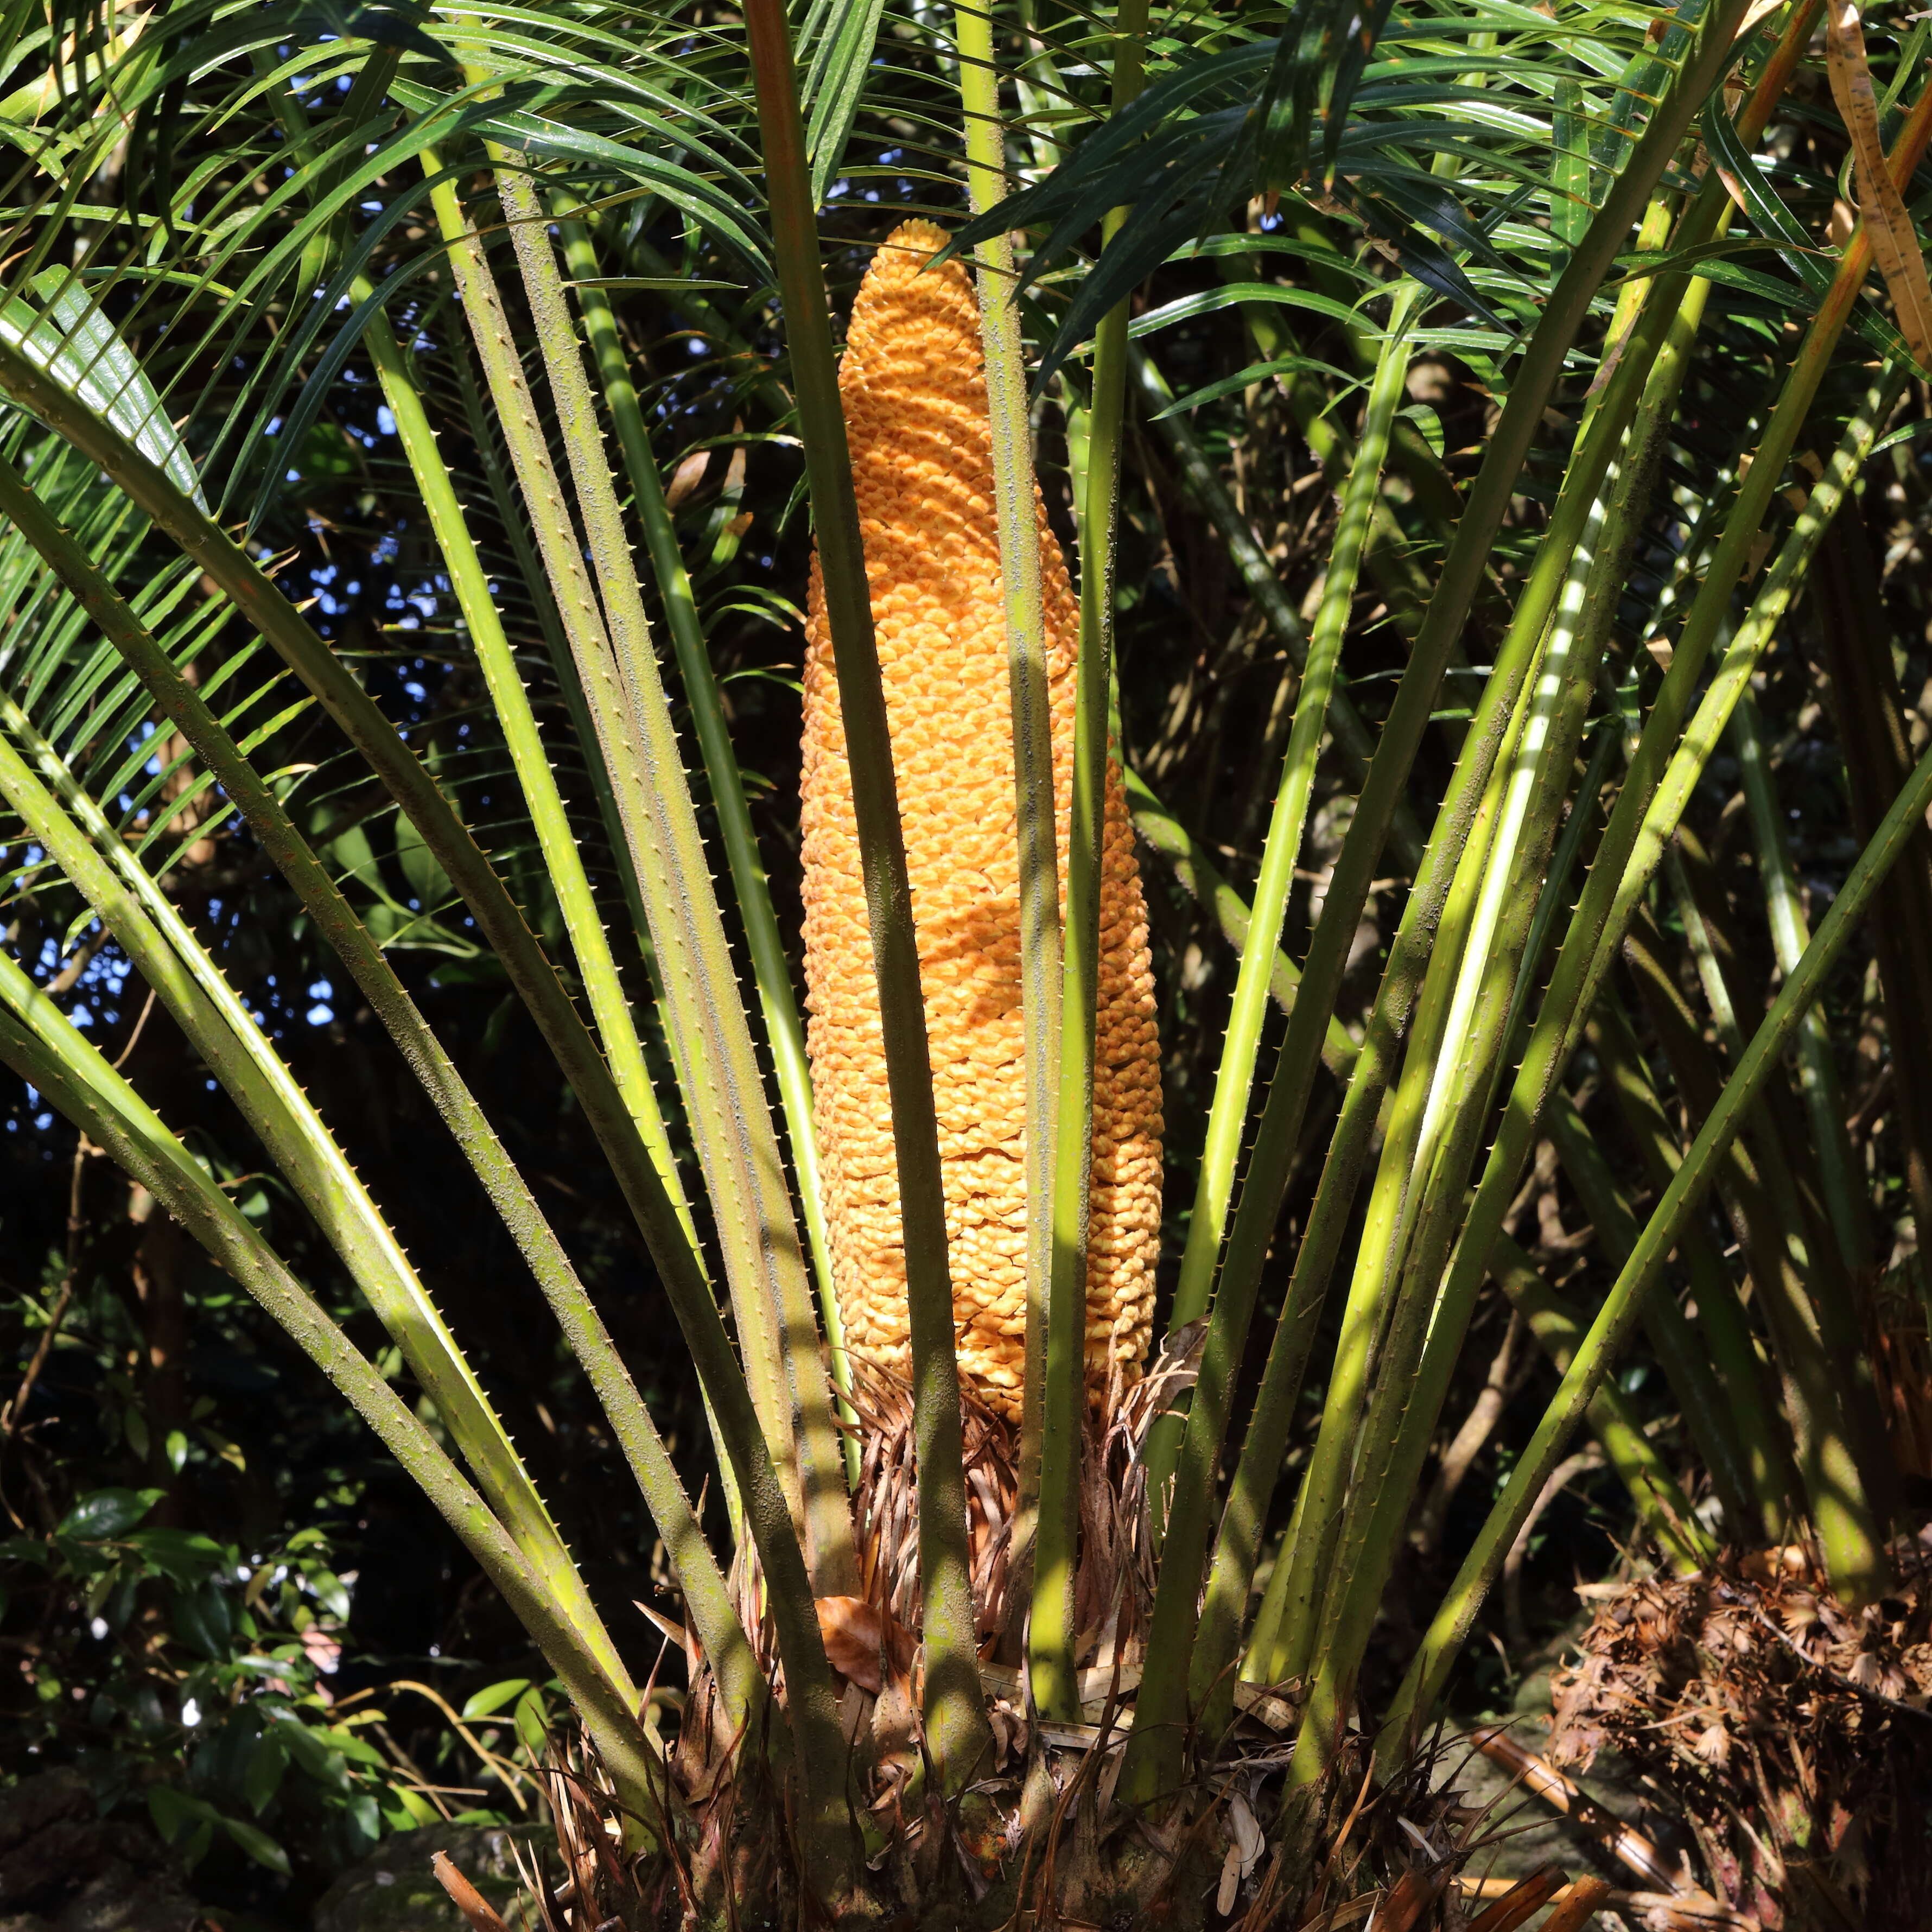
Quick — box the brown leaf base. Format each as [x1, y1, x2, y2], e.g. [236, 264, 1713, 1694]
[493, 1717, 1554, 1930]
[1547, 1535, 1932, 1929]
[488, 1350, 1564, 1928]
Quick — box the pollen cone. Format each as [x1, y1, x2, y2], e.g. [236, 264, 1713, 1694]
[799, 218, 1163, 1421]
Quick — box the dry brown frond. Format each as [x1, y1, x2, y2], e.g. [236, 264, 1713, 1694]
[1547, 1533, 1932, 1928]
[529, 1326, 1536, 1927]
[505, 1699, 1540, 1929]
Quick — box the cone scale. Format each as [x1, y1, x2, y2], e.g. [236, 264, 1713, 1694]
[800, 220, 1162, 1421]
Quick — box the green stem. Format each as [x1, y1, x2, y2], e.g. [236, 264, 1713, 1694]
[0, 448, 762, 1738]
[1279, 193, 1719, 1722]
[1150, 283, 1418, 1431]
[0, 703, 630, 1699]
[1032, 0, 1151, 1726]
[952, 0, 1064, 1597]
[1264, 321, 1464, 628]
[1732, 688, 1870, 1273]
[1809, 511, 1932, 1305]
[1405, 48, 1932, 1491]
[1203, 273, 1668, 1709]
[1376, 717, 1932, 1758]
[447, 345, 672, 1015]
[1281, 186, 1840, 1757]
[1543, 1089, 1753, 1542]
[1586, 995, 1797, 1542]
[1499, 722, 1618, 1073]
[0, 987, 664, 1830]
[1122, 761, 1357, 1072]
[1238, 1464, 1306, 1690]
[1121, 288, 1418, 1800]
[354, 290, 700, 1261]
[1128, 345, 1426, 873]
[1169, 2, 1754, 1701]
[743, 0, 990, 1797]
[1190, 584, 1545, 1730]
[1663, 851, 1889, 1586]
[549, 198, 856, 1491]
[1489, 1234, 1713, 1573]
[1281, 338, 1660, 1725]
[1291, 501, 1610, 1776]
[1365, 320, 1914, 1697]
[1205, 30, 1816, 1662]
[0, 232, 836, 1848]
[437, 335, 752, 1541]
[418, 156, 793, 1505]
[487, 160, 858, 1599]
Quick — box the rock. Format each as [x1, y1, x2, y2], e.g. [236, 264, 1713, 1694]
[0, 1769, 198, 1932]
[312, 1825, 540, 1932]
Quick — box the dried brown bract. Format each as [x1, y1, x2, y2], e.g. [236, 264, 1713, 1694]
[1548, 1535, 1932, 1928]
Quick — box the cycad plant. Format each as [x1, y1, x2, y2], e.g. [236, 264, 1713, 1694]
[5, 0, 1932, 1920]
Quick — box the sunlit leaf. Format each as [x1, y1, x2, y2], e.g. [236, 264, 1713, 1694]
[0, 273, 204, 509]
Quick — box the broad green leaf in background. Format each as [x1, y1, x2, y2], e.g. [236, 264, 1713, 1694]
[58, 1488, 162, 1540]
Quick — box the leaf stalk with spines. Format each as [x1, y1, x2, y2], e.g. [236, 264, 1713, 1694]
[1031, 0, 1152, 1727]
[1332, 353, 1917, 1763]
[1120, 281, 1420, 1802]
[1190, 168, 1720, 1719]
[413, 139, 860, 1891]
[547, 194, 857, 1489]
[0, 981, 666, 1831]
[353, 287, 702, 1247]
[1264, 37, 1925, 1738]
[0, 699, 633, 1688]
[1664, 846, 1891, 1580]
[0, 185, 845, 1874]
[1543, 1089, 1756, 1545]
[1127, 342, 1426, 872]
[742, 0, 992, 1802]
[1368, 91, 1932, 1631]
[1156, 0, 1758, 1702]
[1376, 712, 1932, 1759]
[1731, 687, 1871, 1275]
[0, 447, 766, 1743]
[1260, 124, 1746, 1723]
[952, 0, 1064, 1604]
[1586, 995, 1799, 1543]
[490, 158, 858, 1599]
[1122, 761, 1359, 1072]
[1488, 1232, 1715, 1574]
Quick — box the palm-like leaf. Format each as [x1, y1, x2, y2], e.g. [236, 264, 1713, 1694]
[7, 0, 1932, 1917]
